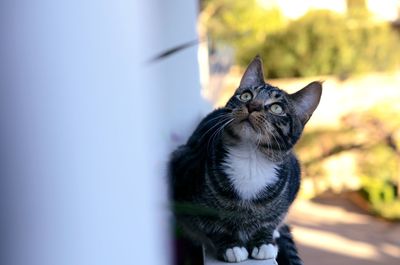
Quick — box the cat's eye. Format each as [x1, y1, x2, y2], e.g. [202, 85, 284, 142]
[239, 91, 253, 102]
[269, 104, 284, 115]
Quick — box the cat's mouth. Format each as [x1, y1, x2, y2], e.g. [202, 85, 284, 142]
[240, 117, 257, 131]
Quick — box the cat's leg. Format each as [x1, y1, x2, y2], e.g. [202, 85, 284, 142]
[248, 227, 278, 260]
[208, 233, 249, 263]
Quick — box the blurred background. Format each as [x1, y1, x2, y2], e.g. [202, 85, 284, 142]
[199, 0, 400, 264]
[1, 1, 399, 265]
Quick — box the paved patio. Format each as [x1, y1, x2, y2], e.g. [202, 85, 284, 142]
[287, 194, 400, 265]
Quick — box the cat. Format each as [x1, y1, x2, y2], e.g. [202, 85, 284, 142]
[169, 55, 322, 263]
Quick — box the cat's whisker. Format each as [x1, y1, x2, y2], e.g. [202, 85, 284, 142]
[208, 118, 235, 150]
[270, 131, 282, 153]
[199, 116, 232, 142]
[256, 126, 267, 149]
[201, 113, 232, 127]
[207, 118, 235, 151]
[259, 126, 272, 151]
[255, 137, 261, 152]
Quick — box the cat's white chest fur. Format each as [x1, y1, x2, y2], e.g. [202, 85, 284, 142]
[224, 144, 278, 200]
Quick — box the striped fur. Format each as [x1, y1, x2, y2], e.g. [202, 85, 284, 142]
[276, 225, 304, 265]
[169, 56, 321, 263]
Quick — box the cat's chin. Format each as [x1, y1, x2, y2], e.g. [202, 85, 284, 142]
[232, 123, 261, 143]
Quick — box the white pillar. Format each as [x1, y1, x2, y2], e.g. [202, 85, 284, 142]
[0, 1, 202, 265]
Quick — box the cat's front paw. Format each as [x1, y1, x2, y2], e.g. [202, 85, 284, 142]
[223, 246, 249, 263]
[251, 243, 278, 260]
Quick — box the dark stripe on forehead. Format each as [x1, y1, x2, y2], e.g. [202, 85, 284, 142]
[253, 85, 264, 93]
[252, 85, 284, 102]
[265, 85, 283, 97]
[271, 90, 283, 99]
[236, 84, 265, 92]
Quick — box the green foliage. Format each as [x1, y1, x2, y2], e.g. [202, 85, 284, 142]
[242, 11, 348, 77]
[346, 0, 370, 20]
[355, 107, 400, 220]
[359, 144, 398, 183]
[359, 147, 397, 210]
[374, 201, 400, 220]
[255, 10, 400, 78]
[203, 0, 400, 78]
[202, 0, 285, 63]
[361, 176, 396, 205]
[361, 176, 400, 220]
[296, 104, 400, 220]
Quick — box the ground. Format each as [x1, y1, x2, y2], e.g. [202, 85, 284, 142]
[288, 193, 400, 265]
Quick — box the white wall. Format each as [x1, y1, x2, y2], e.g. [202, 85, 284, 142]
[0, 1, 203, 265]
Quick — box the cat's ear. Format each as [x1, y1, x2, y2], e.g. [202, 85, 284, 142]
[289, 81, 322, 125]
[239, 55, 265, 88]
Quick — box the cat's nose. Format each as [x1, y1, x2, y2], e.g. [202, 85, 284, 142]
[247, 101, 263, 113]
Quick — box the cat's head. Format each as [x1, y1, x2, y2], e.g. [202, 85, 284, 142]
[224, 56, 322, 154]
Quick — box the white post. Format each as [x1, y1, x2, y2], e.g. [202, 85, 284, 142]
[0, 1, 202, 265]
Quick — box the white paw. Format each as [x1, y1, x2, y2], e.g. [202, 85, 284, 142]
[251, 244, 278, 260]
[223, 246, 249, 263]
[273, 229, 280, 240]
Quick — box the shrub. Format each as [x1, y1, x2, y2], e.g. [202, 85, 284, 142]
[295, 104, 400, 220]
[238, 10, 400, 78]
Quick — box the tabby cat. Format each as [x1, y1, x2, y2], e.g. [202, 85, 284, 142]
[170, 56, 322, 264]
